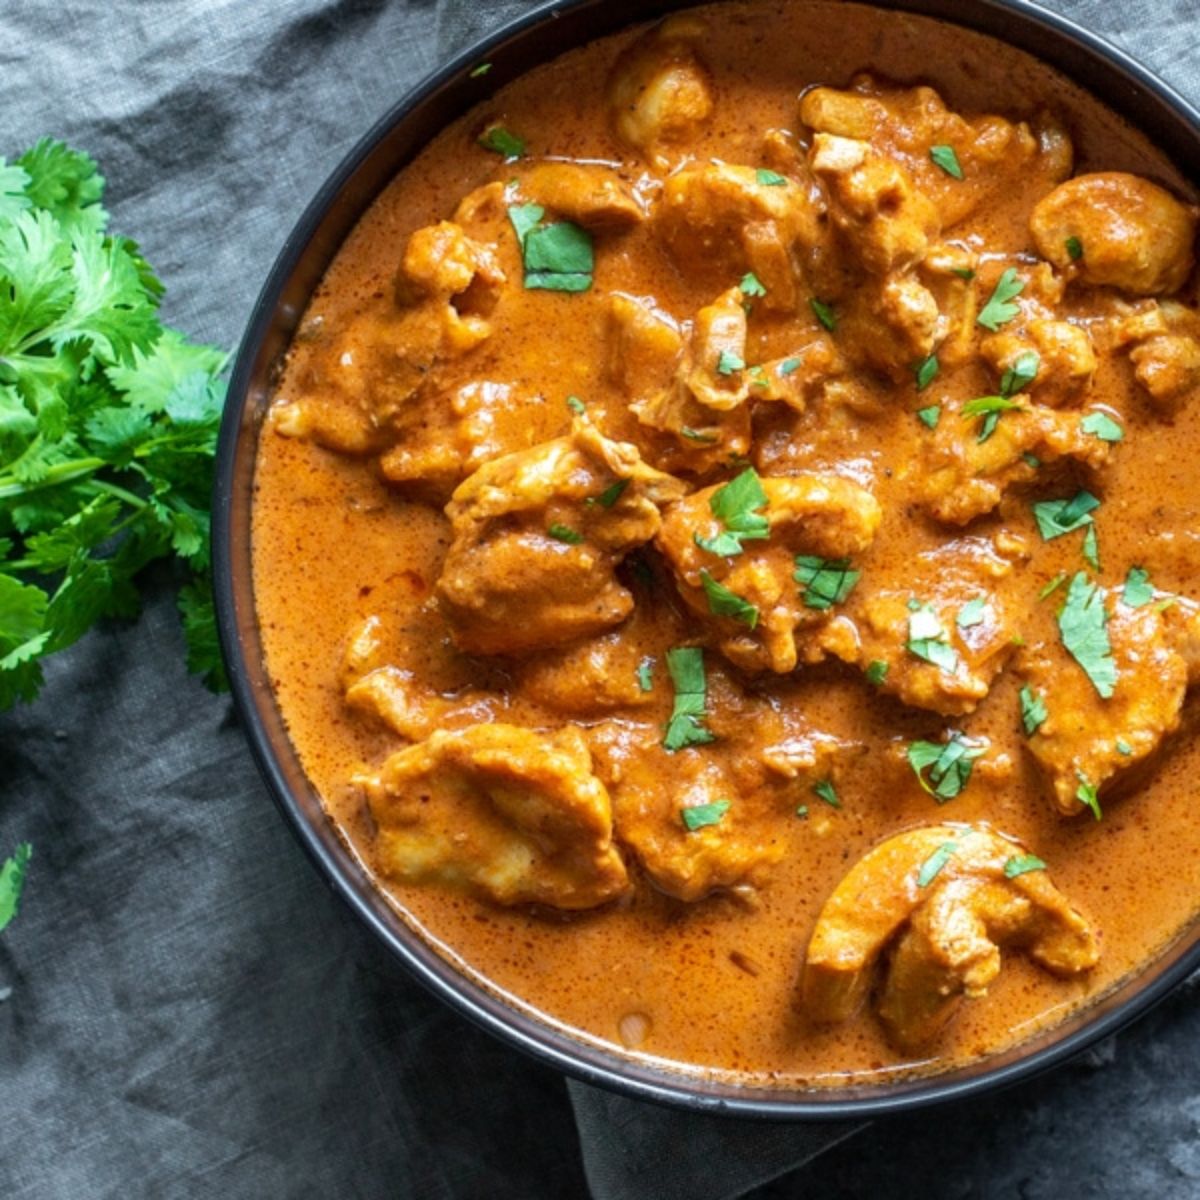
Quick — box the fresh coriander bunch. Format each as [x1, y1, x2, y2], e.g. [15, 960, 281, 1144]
[0, 139, 228, 712]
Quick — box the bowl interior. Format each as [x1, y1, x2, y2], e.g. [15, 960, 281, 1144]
[213, 0, 1200, 1118]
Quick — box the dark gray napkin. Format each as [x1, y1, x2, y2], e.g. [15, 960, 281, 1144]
[2, 2, 1199, 1199]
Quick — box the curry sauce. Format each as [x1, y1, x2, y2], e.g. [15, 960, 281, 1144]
[251, 0, 1200, 1084]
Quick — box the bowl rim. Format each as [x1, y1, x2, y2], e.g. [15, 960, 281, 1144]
[213, 0, 1200, 1120]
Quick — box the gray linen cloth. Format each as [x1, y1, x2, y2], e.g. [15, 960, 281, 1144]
[2, 2, 1199, 1198]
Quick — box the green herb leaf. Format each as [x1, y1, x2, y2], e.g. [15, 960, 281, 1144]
[681, 799, 730, 831]
[957, 597, 988, 629]
[929, 145, 964, 180]
[588, 479, 628, 510]
[547, 523, 584, 544]
[1065, 236, 1084, 261]
[795, 805, 809, 818]
[1039, 573, 1067, 600]
[636, 657, 654, 692]
[976, 267, 1025, 331]
[915, 355, 939, 391]
[680, 426, 717, 443]
[917, 841, 958, 887]
[1081, 411, 1123, 443]
[809, 298, 837, 332]
[478, 127, 526, 159]
[469, 62, 493, 77]
[1122, 566, 1154, 608]
[756, 168, 787, 186]
[999, 350, 1040, 398]
[663, 647, 716, 751]
[0, 842, 31, 932]
[509, 205, 594, 292]
[951, 266, 976, 281]
[778, 357, 801, 376]
[1031, 491, 1100, 540]
[1057, 572, 1116, 698]
[1022, 452, 1041, 469]
[695, 467, 770, 556]
[917, 404, 941, 429]
[1019, 685, 1048, 735]
[1004, 853, 1046, 879]
[716, 349, 745, 375]
[699, 569, 758, 628]
[1116, 736, 1132, 756]
[794, 555, 859, 610]
[961, 394, 1024, 417]
[812, 779, 840, 809]
[566, 395, 586, 415]
[907, 732, 985, 801]
[865, 659, 889, 686]
[1076, 773, 1102, 820]
[740, 272, 767, 298]
[907, 604, 958, 672]
[1082, 523, 1100, 571]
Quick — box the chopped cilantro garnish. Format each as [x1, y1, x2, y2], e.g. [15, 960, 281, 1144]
[756, 168, 787, 186]
[681, 799, 730, 831]
[740, 272, 767, 297]
[508, 204, 594, 291]
[699, 569, 758, 628]
[469, 62, 493, 77]
[663, 647, 716, 751]
[917, 404, 941, 430]
[917, 841, 958, 887]
[1065, 236, 1084, 261]
[1019, 685, 1048, 735]
[478, 126, 525, 159]
[976, 267, 1024, 331]
[1000, 350, 1040, 398]
[565, 394, 586, 415]
[812, 779, 840, 809]
[1082, 523, 1100, 571]
[591, 479, 629, 509]
[1116, 737, 1133, 756]
[1038, 573, 1067, 601]
[907, 732, 985, 802]
[778, 357, 801, 376]
[795, 804, 809, 818]
[929, 144, 964, 180]
[961, 394, 1023, 443]
[865, 659, 889, 686]
[0, 842, 32, 932]
[547, 523, 583, 544]
[1022, 452, 1041, 469]
[680, 426, 717, 443]
[716, 349, 745, 375]
[951, 266, 976, 281]
[957, 597, 987, 629]
[1081, 411, 1123, 443]
[1122, 566, 1153, 608]
[1076, 773, 1102, 821]
[636, 658, 654, 692]
[907, 605, 957, 672]
[1031, 491, 1100, 540]
[915, 354, 939, 391]
[1058, 572, 1116, 698]
[794, 555, 859, 610]
[1004, 854, 1046, 879]
[809, 298, 837, 332]
[695, 467, 769, 556]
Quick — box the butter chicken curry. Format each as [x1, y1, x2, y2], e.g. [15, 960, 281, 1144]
[251, 1, 1200, 1084]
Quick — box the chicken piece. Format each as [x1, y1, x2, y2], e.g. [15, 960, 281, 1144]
[631, 287, 754, 471]
[657, 163, 822, 309]
[800, 76, 1070, 229]
[980, 319, 1097, 408]
[1030, 172, 1197, 295]
[656, 472, 881, 673]
[358, 723, 629, 909]
[517, 162, 644, 232]
[1108, 300, 1200, 411]
[856, 537, 1018, 716]
[919, 401, 1112, 526]
[1020, 587, 1200, 816]
[606, 293, 684, 398]
[437, 420, 686, 655]
[801, 823, 1099, 1049]
[919, 244, 979, 366]
[747, 337, 843, 414]
[837, 272, 942, 379]
[607, 16, 713, 167]
[809, 134, 940, 275]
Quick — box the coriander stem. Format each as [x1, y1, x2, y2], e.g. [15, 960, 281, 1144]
[0, 456, 108, 500]
[85, 479, 147, 509]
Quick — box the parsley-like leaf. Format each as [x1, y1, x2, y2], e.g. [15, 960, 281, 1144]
[809, 298, 837, 332]
[1031, 491, 1100, 540]
[865, 659, 888, 686]
[915, 355, 939, 391]
[695, 467, 769, 557]
[1000, 350, 1039, 398]
[716, 349, 745, 375]
[509, 205, 593, 291]
[1065, 236, 1084, 261]
[957, 597, 987, 629]
[794, 555, 859, 610]
[0, 842, 32, 932]
[740, 272, 766, 298]
[1122, 566, 1153, 608]
[917, 840, 958, 887]
[699, 569, 758, 628]
[663, 647, 716, 751]
[812, 779, 840, 808]
[929, 145, 964, 180]
[1057, 572, 1116, 698]
[1082, 523, 1100, 571]
[636, 657, 654, 692]
[547, 523, 583, 544]
[565, 395, 586, 415]
[681, 799, 730, 831]
[1081, 411, 1123, 443]
[1004, 854, 1046, 879]
[976, 267, 1024, 331]
[1076, 773, 1102, 820]
[756, 168, 787, 186]
[1019, 685, 1048, 735]
[917, 404, 941, 429]
[907, 732, 985, 801]
[478, 126, 526, 159]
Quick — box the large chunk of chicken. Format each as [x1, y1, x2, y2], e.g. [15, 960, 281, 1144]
[658, 163, 822, 309]
[607, 16, 713, 167]
[358, 723, 629, 909]
[800, 76, 1071, 229]
[656, 472, 882, 673]
[517, 162, 644, 232]
[1108, 300, 1200, 411]
[1020, 587, 1200, 815]
[437, 420, 686, 655]
[808, 134, 940, 275]
[606, 293, 684, 398]
[856, 537, 1018, 716]
[919, 401, 1111, 526]
[1030, 172, 1197, 295]
[631, 287, 754, 471]
[801, 824, 1099, 1048]
[980, 319, 1098, 408]
[836, 272, 943, 379]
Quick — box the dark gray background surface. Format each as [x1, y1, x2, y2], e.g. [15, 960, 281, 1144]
[2, 1, 1199, 1197]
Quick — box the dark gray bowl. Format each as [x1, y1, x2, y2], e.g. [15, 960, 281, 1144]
[212, 0, 1200, 1119]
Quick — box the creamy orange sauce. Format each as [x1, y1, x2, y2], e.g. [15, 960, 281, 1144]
[251, 0, 1200, 1085]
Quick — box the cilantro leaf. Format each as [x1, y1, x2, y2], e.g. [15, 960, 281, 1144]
[699, 569, 758, 628]
[917, 840, 957, 887]
[794, 555, 859, 610]
[1031, 491, 1100, 540]
[809, 298, 837, 332]
[1065, 236, 1084, 261]
[999, 350, 1039, 398]
[865, 659, 888, 686]
[929, 145, 964, 180]
[716, 349, 745, 375]
[812, 779, 840, 809]
[681, 800, 730, 831]
[756, 169, 787, 186]
[976, 267, 1024, 331]
[1057, 572, 1116, 698]
[478, 126, 526, 159]
[509, 206, 594, 292]
[547, 523, 583, 544]
[636, 657, 654, 692]
[915, 355, 939, 391]
[663, 647, 716, 751]
[1122, 566, 1153, 608]
[1081, 410, 1123, 443]
[1019, 685, 1048, 735]
[1004, 854, 1046, 879]
[740, 272, 766, 298]
[957, 597, 987, 629]
[917, 404, 941, 429]
[907, 732, 985, 801]
[695, 467, 769, 556]
[1076, 773, 1103, 820]
[0, 842, 32, 932]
